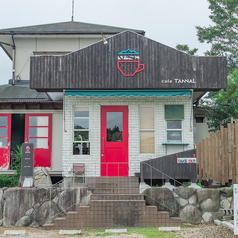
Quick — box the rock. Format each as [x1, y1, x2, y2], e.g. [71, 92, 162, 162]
[2, 188, 57, 227]
[174, 186, 196, 199]
[15, 216, 32, 227]
[188, 195, 197, 205]
[32, 201, 64, 225]
[202, 212, 212, 223]
[197, 189, 220, 212]
[220, 199, 231, 209]
[143, 188, 180, 217]
[180, 205, 202, 224]
[173, 192, 179, 198]
[212, 211, 223, 221]
[58, 188, 87, 213]
[219, 187, 233, 197]
[0, 189, 3, 220]
[29, 220, 40, 227]
[34, 167, 52, 187]
[179, 197, 188, 207]
[25, 208, 33, 216]
[139, 182, 151, 194]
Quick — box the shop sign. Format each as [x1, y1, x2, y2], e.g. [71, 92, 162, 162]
[177, 158, 196, 164]
[117, 49, 144, 76]
[21, 143, 34, 177]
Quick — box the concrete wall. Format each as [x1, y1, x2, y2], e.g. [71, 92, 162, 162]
[62, 96, 194, 178]
[14, 36, 101, 81]
[193, 107, 210, 145]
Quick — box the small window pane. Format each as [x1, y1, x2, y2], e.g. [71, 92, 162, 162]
[29, 116, 48, 126]
[75, 108, 89, 117]
[29, 127, 48, 137]
[196, 117, 204, 123]
[74, 131, 89, 141]
[0, 127, 7, 137]
[0, 117, 7, 126]
[107, 112, 123, 142]
[0, 138, 7, 148]
[140, 131, 155, 153]
[74, 118, 89, 129]
[167, 120, 182, 129]
[165, 105, 184, 120]
[167, 131, 182, 143]
[140, 107, 154, 129]
[29, 138, 48, 148]
[73, 142, 90, 155]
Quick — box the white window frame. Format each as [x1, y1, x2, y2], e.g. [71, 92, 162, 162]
[166, 120, 182, 143]
[73, 107, 90, 155]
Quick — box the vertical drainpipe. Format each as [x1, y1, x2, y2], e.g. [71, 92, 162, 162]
[10, 31, 16, 85]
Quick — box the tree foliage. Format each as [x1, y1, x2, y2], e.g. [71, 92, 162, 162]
[196, 0, 238, 58]
[200, 68, 238, 132]
[176, 44, 198, 55]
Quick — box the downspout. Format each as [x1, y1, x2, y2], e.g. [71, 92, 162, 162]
[63, 89, 67, 132]
[10, 31, 16, 85]
[190, 89, 194, 133]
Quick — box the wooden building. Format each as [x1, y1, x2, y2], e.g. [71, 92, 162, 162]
[0, 22, 227, 182]
[30, 30, 227, 180]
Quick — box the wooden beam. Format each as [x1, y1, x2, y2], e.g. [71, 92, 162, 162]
[224, 128, 228, 183]
[235, 120, 238, 184]
[202, 139, 206, 181]
[197, 142, 202, 182]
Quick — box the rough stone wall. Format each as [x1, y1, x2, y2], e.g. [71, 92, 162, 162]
[0, 187, 89, 227]
[63, 96, 193, 178]
[143, 187, 234, 224]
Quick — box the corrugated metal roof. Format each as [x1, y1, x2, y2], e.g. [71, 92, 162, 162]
[0, 84, 50, 100]
[0, 21, 145, 35]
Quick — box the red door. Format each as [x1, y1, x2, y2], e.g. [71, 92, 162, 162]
[0, 114, 11, 169]
[25, 114, 52, 168]
[101, 106, 128, 176]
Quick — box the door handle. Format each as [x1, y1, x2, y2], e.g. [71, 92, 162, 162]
[103, 137, 104, 153]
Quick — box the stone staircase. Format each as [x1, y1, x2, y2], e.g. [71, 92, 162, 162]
[43, 177, 181, 230]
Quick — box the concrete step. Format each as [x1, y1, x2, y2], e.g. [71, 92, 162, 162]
[94, 188, 139, 194]
[91, 194, 144, 200]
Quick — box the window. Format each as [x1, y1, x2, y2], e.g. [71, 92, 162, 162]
[73, 107, 90, 155]
[28, 116, 49, 148]
[195, 116, 204, 123]
[165, 105, 184, 143]
[166, 120, 182, 143]
[139, 107, 155, 153]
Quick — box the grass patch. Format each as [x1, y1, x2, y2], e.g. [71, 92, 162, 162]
[79, 227, 186, 238]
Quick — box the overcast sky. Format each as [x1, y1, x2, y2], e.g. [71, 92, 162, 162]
[0, 0, 213, 85]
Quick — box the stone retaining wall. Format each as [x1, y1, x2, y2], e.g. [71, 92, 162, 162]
[0, 186, 233, 227]
[143, 187, 233, 224]
[0, 187, 89, 227]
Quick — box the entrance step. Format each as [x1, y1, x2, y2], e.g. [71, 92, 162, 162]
[43, 177, 181, 229]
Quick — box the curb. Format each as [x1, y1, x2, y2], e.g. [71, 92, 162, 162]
[214, 220, 234, 231]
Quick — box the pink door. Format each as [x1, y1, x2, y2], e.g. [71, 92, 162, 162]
[25, 114, 52, 168]
[101, 106, 128, 176]
[0, 114, 11, 169]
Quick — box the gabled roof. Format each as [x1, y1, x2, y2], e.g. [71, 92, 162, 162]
[0, 83, 49, 101]
[0, 21, 145, 35]
[30, 30, 227, 92]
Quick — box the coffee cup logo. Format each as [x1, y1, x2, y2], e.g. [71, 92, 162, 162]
[117, 49, 144, 76]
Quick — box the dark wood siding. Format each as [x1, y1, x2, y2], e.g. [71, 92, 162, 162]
[140, 149, 197, 180]
[30, 31, 227, 91]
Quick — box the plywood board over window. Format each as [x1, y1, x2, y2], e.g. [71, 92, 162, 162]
[140, 107, 155, 153]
